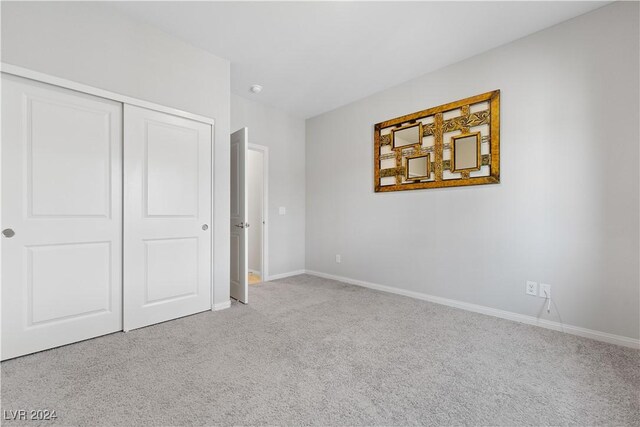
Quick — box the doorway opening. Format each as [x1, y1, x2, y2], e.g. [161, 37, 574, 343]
[248, 144, 268, 286]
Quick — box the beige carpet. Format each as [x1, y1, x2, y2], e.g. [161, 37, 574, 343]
[1, 274, 639, 426]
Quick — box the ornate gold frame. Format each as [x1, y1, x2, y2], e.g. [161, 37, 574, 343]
[450, 132, 482, 173]
[391, 122, 423, 149]
[374, 90, 500, 192]
[405, 153, 431, 181]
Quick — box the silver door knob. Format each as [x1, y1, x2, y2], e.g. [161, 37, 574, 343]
[245, 222, 250, 228]
[234, 222, 245, 228]
[202, 224, 208, 231]
[2, 228, 15, 238]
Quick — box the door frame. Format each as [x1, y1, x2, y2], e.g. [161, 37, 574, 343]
[0, 64, 214, 125]
[248, 144, 269, 282]
[0, 63, 223, 319]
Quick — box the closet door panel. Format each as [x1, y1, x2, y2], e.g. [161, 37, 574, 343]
[1, 74, 123, 360]
[124, 105, 212, 330]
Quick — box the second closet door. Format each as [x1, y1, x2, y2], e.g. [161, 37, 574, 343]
[124, 105, 212, 330]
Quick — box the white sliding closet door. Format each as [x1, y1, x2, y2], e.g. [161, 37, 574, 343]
[1, 74, 123, 360]
[123, 105, 212, 330]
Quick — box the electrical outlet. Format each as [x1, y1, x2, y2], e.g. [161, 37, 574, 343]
[526, 281, 538, 296]
[335, 254, 341, 263]
[539, 283, 551, 299]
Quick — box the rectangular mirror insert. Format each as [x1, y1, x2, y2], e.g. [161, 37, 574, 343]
[406, 154, 431, 180]
[451, 133, 481, 172]
[392, 123, 422, 149]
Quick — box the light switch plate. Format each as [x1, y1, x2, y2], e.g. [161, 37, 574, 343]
[539, 283, 551, 299]
[526, 281, 538, 296]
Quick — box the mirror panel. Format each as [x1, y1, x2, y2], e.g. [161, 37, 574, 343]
[406, 155, 430, 180]
[451, 133, 480, 172]
[392, 123, 421, 148]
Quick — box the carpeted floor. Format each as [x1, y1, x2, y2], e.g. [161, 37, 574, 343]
[1, 274, 639, 426]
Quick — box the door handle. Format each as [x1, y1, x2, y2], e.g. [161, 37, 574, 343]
[202, 224, 209, 231]
[234, 222, 245, 229]
[2, 228, 15, 238]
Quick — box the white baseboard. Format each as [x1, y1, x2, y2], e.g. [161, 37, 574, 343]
[212, 300, 231, 311]
[267, 269, 307, 281]
[305, 270, 639, 349]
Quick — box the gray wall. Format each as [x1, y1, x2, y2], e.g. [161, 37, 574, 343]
[305, 2, 639, 339]
[232, 94, 306, 277]
[1, 1, 232, 305]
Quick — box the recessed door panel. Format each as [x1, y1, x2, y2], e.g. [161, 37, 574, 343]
[1, 74, 122, 360]
[230, 233, 241, 283]
[146, 121, 199, 217]
[28, 97, 111, 217]
[144, 238, 198, 305]
[124, 105, 212, 331]
[29, 242, 112, 325]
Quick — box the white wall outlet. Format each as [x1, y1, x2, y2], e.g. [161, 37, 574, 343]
[278, 207, 286, 215]
[539, 283, 551, 299]
[526, 281, 538, 296]
[335, 254, 341, 263]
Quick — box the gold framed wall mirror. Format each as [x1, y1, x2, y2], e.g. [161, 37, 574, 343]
[391, 122, 422, 149]
[406, 154, 431, 181]
[374, 90, 500, 192]
[450, 132, 481, 173]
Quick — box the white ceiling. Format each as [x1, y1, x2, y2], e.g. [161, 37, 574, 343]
[110, 1, 609, 119]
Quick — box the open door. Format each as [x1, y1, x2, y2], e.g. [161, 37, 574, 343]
[230, 128, 248, 303]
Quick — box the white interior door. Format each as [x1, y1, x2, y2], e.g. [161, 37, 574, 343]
[1, 74, 123, 360]
[230, 128, 248, 303]
[124, 105, 212, 330]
